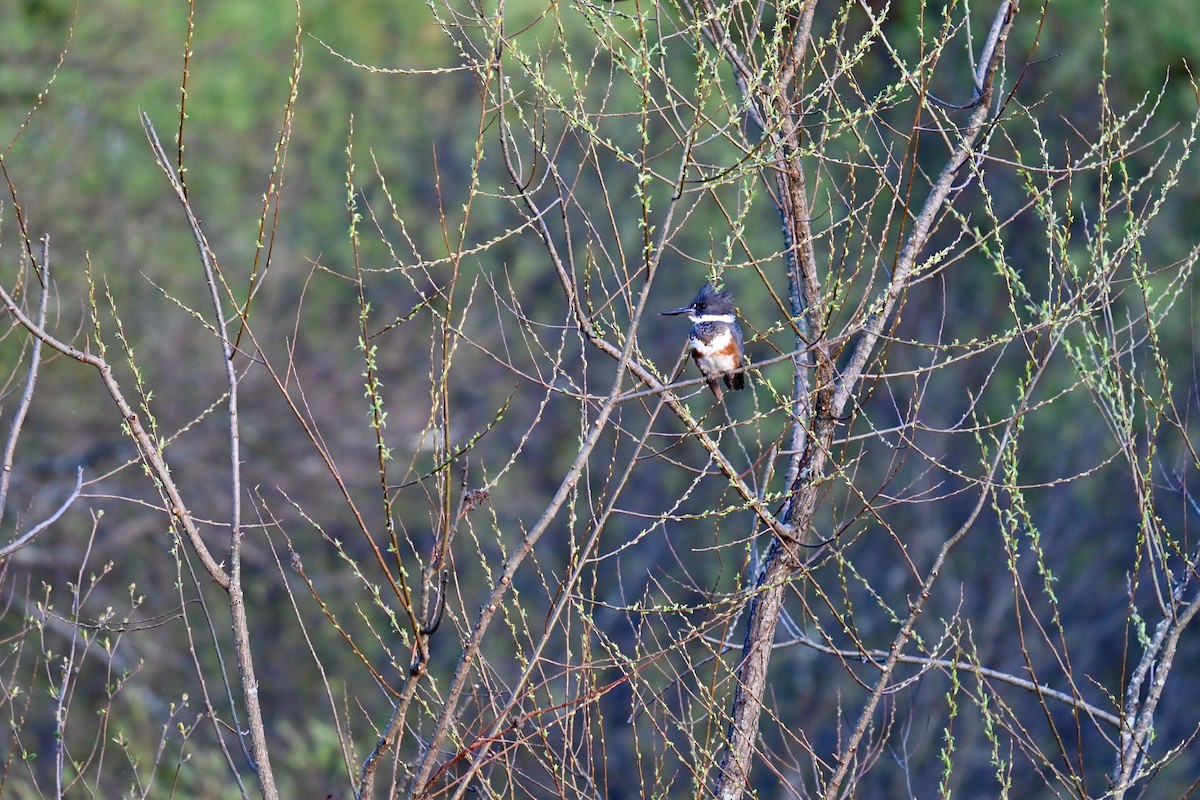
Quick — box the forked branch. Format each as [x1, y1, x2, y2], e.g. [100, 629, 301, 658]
[713, 3, 1018, 798]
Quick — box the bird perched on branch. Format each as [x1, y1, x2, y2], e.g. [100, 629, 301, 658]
[661, 283, 746, 398]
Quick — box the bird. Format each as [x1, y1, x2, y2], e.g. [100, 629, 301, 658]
[661, 283, 746, 398]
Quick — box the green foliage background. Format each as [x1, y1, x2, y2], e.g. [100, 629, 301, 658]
[2, 0, 1200, 796]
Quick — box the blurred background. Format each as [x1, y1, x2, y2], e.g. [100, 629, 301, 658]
[2, 0, 1200, 797]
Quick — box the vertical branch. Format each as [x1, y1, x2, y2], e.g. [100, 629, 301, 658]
[176, 0, 196, 199]
[52, 515, 103, 796]
[713, 4, 1017, 798]
[141, 114, 279, 799]
[0, 236, 50, 523]
[356, 467, 483, 800]
[346, 121, 420, 632]
[1111, 567, 1200, 797]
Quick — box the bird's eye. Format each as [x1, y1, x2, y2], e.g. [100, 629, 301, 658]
[695, 303, 706, 310]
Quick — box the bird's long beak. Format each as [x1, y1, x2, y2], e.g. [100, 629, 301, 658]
[660, 305, 693, 316]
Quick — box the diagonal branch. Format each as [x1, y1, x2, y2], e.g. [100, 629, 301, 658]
[0, 469, 83, 561]
[0, 240, 232, 591]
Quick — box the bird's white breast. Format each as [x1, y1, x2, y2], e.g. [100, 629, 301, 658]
[690, 329, 739, 380]
[690, 329, 734, 358]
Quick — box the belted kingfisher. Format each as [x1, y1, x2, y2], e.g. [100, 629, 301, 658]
[661, 283, 746, 397]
